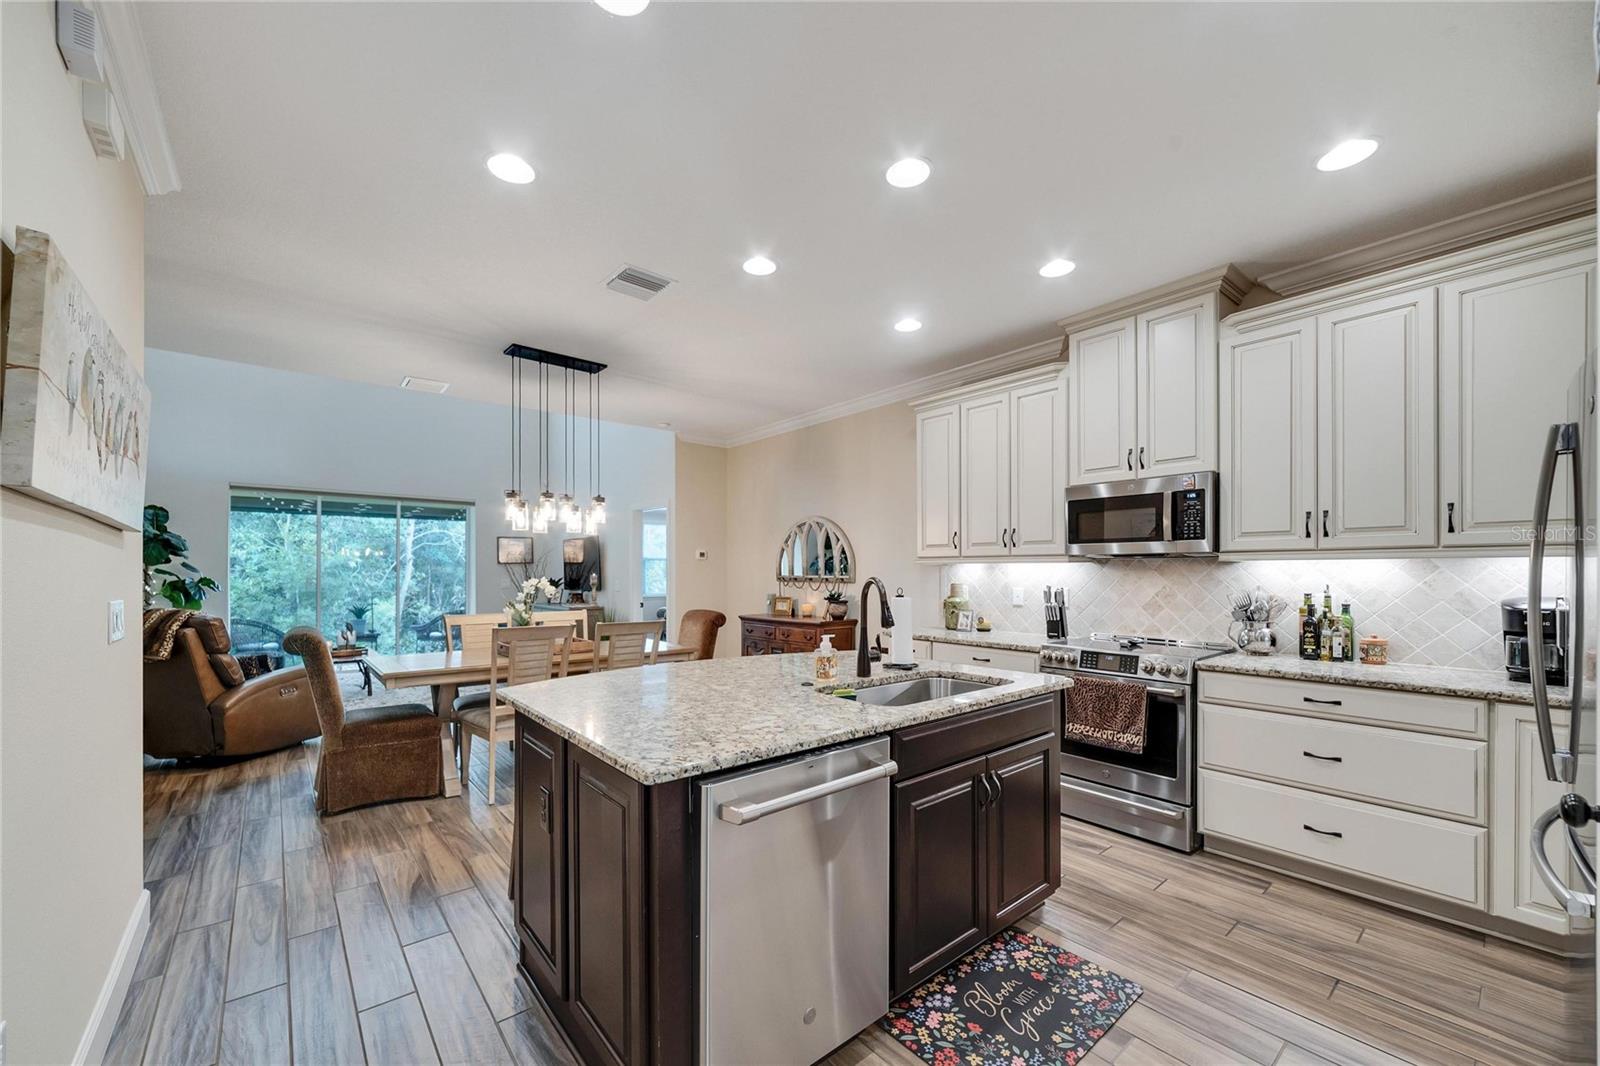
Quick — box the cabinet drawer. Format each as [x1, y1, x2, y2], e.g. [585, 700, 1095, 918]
[928, 642, 1039, 673]
[741, 623, 774, 639]
[892, 694, 1058, 780]
[1200, 703, 1487, 822]
[775, 626, 819, 647]
[1198, 671, 1487, 738]
[1199, 770, 1486, 906]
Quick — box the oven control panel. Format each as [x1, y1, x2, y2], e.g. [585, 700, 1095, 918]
[1075, 650, 1140, 675]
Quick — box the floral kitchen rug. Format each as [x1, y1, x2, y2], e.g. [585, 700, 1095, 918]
[880, 929, 1142, 1066]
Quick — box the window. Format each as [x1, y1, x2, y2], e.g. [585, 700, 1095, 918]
[228, 489, 471, 655]
[641, 512, 667, 598]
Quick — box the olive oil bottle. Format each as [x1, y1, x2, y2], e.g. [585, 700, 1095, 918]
[1300, 592, 1319, 660]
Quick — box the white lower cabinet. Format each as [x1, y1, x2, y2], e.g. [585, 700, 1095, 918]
[1489, 701, 1595, 936]
[924, 641, 1039, 673]
[1199, 671, 1589, 944]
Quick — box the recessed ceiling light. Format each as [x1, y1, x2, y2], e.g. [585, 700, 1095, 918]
[1039, 258, 1076, 279]
[486, 152, 535, 184]
[894, 317, 923, 333]
[1315, 137, 1379, 172]
[595, 0, 649, 14]
[885, 157, 931, 189]
[742, 256, 777, 276]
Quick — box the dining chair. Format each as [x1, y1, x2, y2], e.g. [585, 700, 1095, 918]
[527, 607, 590, 639]
[461, 623, 575, 804]
[443, 612, 506, 656]
[678, 609, 727, 660]
[594, 620, 665, 671]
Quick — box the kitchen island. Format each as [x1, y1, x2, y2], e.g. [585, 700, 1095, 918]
[499, 653, 1070, 1066]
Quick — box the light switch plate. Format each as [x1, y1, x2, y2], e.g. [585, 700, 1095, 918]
[108, 599, 125, 643]
[1011, 586, 1026, 607]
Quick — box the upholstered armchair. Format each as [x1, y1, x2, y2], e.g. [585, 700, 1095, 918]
[282, 626, 441, 814]
[679, 609, 727, 660]
[143, 614, 320, 758]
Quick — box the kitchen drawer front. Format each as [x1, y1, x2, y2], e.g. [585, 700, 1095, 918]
[1198, 672, 1487, 739]
[1200, 703, 1487, 823]
[775, 626, 820, 647]
[892, 694, 1059, 781]
[927, 642, 1039, 673]
[1199, 770, 1487, 907]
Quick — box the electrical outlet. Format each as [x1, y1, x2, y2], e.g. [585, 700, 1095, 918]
[108, 599, 125, 643]
[1011, 586, 1025, 607]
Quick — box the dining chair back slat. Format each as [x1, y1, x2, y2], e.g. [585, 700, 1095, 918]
[444, 612, 504, 657]
[594, 620, 664, 671]
[526, 608, 590, 640]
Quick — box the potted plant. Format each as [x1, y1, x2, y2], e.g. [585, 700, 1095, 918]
[824, 590, 849, 620]
[143, 505, 220, 610]
[349, 605, 373, 636]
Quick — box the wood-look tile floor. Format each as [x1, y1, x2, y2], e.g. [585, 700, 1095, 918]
[116, 736, 1595, 1065]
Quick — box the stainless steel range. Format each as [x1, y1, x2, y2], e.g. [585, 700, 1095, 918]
[1038, 633, 1231, 852]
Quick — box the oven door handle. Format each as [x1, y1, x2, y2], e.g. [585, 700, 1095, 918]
[1141, 684, 1186, 699]
[1061, 777, 1186, 821]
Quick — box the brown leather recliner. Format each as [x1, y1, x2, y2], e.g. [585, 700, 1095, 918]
[143, 615, 321, 758]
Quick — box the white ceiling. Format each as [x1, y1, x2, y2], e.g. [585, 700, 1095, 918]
[139, 1, 1595, 445]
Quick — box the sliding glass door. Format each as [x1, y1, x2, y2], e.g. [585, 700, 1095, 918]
[228, 489, 472, 655]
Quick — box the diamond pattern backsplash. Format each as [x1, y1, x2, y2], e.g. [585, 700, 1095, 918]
[941, 555, 1562, 672]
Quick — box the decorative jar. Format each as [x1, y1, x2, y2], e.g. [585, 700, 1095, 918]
[942, 583, 970, 630]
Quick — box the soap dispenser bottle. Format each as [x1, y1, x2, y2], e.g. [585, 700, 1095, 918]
[814, 633, 838, 684]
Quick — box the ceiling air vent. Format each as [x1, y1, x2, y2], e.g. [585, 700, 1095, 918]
[56, 1, 106, 83]
[400, 375, 450, 394]
[606, 264, 674, 301]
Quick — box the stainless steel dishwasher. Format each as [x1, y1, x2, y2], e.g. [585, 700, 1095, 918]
[698, 736, 896, 1066]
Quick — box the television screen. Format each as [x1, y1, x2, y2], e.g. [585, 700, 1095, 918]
[564, 535, 601, 593]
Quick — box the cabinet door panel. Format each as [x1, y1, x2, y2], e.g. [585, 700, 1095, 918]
[1070, 317, 1138, 484]
[1009, 376, 1067, 555]
[1138, 294, 1218, 478]
[986, 734, 1060, 929]
[960, 394, 1010, 555]
[892, 756, 988, 995]
[916, 405, 961, 557]
[1440, 249, 1593, 546]
[517, 720, 566, 997]
[1317, 289, 1437, 550]
[1218, 319, 1318, 551]
[568, 750, 646, 1066]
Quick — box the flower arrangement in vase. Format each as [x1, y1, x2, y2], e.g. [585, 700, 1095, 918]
[506, 576, 560, 626]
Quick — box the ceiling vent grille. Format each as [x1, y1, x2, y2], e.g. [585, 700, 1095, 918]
[400, 375, 450, 394]
[56, 1, 106, 83]
[606, 264, 674, 301]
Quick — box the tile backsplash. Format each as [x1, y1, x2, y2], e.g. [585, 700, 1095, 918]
[939, 555, 1555, 672]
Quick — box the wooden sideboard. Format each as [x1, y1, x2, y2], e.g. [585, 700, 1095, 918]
[738, 613, 856, 656]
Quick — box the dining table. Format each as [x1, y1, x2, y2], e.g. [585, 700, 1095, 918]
[365, 636, 694, 797]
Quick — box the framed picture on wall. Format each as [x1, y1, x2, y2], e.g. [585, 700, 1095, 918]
[497, 536, 535, 564]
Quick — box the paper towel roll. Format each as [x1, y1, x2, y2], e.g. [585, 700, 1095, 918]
[890, 592, 914, 664]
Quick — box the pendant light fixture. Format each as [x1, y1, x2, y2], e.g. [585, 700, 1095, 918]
[503, 344, 608, 537]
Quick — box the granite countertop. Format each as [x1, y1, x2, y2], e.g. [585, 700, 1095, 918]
[1200, 652, 1571, 709]
[500, 654, 1070, 785]
[913, 628, 1050, 653]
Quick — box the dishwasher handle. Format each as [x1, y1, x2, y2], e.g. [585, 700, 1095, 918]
[718, 758, 898, 825]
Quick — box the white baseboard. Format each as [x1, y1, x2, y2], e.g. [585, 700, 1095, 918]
[73, 888, 150, 1066]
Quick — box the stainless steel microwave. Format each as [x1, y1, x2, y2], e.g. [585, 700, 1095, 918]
[1065, 471, 1218, 556]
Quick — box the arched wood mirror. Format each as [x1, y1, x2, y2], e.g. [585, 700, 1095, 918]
[776, 516, 854, 589]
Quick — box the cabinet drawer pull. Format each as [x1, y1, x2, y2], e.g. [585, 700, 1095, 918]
[989, 770, 1003, 800]
[1302, 696, 1343, 706]
[1011, 527, 1018, 547]
[1303, 824, 1343, 839]
[953, 531, 959, 550]
[1001, 528, 1009, 548]
[1322, 508, 1330, 538]
[1304, 510, 1311, 538]
[1138, 445, 1146, 470]
[977, 772, 993, 807]
[970, 655, 992, 663]
[1447, 500, 1456, 534]
[1302, 751, 1343, 763]
[1126, 447, 1133, 471]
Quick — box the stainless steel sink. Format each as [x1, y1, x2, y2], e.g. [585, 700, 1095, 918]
[845, 676, 999, 707]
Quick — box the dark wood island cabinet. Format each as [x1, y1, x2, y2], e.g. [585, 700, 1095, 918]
[513, 687, 1063, 1065]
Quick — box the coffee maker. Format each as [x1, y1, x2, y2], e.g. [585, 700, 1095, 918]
[1501, 597, 1569, 685]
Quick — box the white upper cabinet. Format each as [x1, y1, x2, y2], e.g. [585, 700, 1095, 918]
[1009, 376, 1069, 555]
[1316, 288, 1438, 551]
[912, 363, 1067, 559]
[1439, 247, 1595, 546]
[1068, 317, 1137, 484]
[1137, 293, 1220, 478]
[959, 393, 1011, 556]
[915, 403, 961, 557]
[1219, 318, 1318, 552]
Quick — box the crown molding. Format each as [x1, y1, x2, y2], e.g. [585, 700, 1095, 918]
[1256, 178, 1594, 297]
[1055, 263, 1254, 335]
[714, 336, 1062, 448]
[92, 1, 181, 195]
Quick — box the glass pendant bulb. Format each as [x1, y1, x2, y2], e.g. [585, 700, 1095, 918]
[588, 495, 607, 526]
[530, 510, 549, 534]
[537, 490, 557, 524]
[583, 509, 599, 536]
[509, 498, 530, 532]
[503, 489, 523, 523]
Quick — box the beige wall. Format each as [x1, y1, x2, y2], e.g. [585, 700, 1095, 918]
[719, 403, 940, 656]
[1, 4, 149, 1061]
[670, 440, 731, 653]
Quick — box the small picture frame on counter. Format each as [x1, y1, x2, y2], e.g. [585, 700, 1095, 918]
[772, 595, 795, 618]
[954, 609, 974, 632]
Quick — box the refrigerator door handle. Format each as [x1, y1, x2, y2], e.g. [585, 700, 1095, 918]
[1529, 421, 1581, 784]
[1532, 802, 1597, 918]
